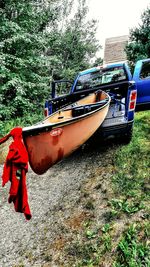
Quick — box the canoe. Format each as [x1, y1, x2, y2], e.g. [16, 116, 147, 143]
[23, 90, 110, 174]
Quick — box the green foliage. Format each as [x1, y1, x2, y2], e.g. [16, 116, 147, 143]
[0, 112, 43, 137]
[109, 199, 144, 215]
[126, 7, 150, 67]
[48, 0, 101, 80]
[85, 229, 98, 240]
[113, 223, 150, 267]
[65, 222, 113, 266]
[92, 57, 103, 67]
[0, 0, 56, 120]
[113, 111, 150, 202]
[0, 0, 101, 123]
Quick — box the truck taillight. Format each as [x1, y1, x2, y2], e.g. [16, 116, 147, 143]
[44, 101, 49, 117]
[129, 90, 137, 111]
[44, 108, 48, 117]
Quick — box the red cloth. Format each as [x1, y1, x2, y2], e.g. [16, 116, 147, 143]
[0, 127, 31, 220]
[0, 133, 10, 145]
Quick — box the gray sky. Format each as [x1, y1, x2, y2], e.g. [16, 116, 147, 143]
[87, 0, 150, 57]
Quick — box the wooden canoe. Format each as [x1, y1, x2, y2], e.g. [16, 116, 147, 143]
[23, 90, 110, 174]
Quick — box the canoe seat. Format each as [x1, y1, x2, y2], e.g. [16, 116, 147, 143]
[72, 99, 108, 117]
[58, 116, 64, 119]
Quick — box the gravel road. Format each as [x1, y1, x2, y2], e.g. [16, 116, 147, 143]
[0, 140, 116, 267]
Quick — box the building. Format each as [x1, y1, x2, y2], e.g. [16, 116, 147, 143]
[103, 35, 129, 64]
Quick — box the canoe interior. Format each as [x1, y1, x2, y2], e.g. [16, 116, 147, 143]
[47, 86, 111, 114]
[43, 90, 108, 125]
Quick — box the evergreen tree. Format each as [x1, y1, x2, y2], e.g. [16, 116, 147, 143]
[126, 7, 150, 67]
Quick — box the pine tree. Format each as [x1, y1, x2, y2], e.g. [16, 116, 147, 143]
[126, 7, 150, 67]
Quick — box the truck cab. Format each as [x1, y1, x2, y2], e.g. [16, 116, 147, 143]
[45, 58, 150, 143]
[133, 58, 150, 111]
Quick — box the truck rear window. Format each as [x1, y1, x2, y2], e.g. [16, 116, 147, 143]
[75, 66, 127, 91]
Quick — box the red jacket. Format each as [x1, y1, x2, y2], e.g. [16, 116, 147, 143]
[0, 127, 31, 220]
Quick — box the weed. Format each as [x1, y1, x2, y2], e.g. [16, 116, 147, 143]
[113, 222, 150, 267]
[67, 241, 99, 263]
[83, 220, 93, 228]
[103, 210, 120, 222]
[101, 223, 111, 233]
[109, 198, 144, 215]
[85, 229, 97, 239]
[101, 233, 112, 251]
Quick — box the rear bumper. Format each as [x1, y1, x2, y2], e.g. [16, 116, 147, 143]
[98, 120, 133, 137]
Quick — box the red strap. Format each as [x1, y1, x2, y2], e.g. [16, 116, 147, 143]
[0, 133, 11, 145]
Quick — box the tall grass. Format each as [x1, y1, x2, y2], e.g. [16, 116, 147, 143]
[68, 111, 150, 266]
[113, 111, 150, 200]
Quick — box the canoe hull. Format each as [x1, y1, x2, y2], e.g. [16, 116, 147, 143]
[23, 103, 109, 174]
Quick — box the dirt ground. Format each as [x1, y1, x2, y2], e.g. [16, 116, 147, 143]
[0, 139, 117, 267]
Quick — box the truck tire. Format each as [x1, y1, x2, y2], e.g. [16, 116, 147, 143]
[119, 127, 133, 144]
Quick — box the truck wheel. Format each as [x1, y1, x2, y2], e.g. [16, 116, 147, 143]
[119, 127, 133, 144]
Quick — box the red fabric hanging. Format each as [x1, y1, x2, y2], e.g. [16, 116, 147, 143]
[0, 127, 31, 220]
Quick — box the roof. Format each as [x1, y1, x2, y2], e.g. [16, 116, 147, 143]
[78, 62, 125, 76]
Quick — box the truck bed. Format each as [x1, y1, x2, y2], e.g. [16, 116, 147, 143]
[101, 98, 127, 128]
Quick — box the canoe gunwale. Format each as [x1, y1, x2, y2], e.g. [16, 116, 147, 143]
[23, 93, 111, 137]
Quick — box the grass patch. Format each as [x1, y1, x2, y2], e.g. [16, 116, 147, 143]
[110, 111, 150, 266]
[113, 111, 150, 205]
[113, 222, 150, 267]
[66, 222, 113, 266]
[109, 198, 144, 215]
[63, 111, 150, 266]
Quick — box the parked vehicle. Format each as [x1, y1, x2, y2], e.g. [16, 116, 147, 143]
[44, 58, 150, 143]
[23, 91, 110, 174]
[133, 58, 150, 111]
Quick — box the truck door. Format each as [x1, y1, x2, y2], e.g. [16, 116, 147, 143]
[133, 59, 150, 111]
[51, 80, 72, 98]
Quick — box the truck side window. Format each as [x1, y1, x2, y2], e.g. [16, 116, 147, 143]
[140, 62, 150, 80]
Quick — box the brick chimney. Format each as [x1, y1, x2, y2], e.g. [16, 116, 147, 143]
[103, 35, 129, 64]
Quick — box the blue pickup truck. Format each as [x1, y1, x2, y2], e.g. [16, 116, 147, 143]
[44, 58, 150, 143]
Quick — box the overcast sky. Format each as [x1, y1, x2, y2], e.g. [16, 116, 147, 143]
[87, 0, 150, 56]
